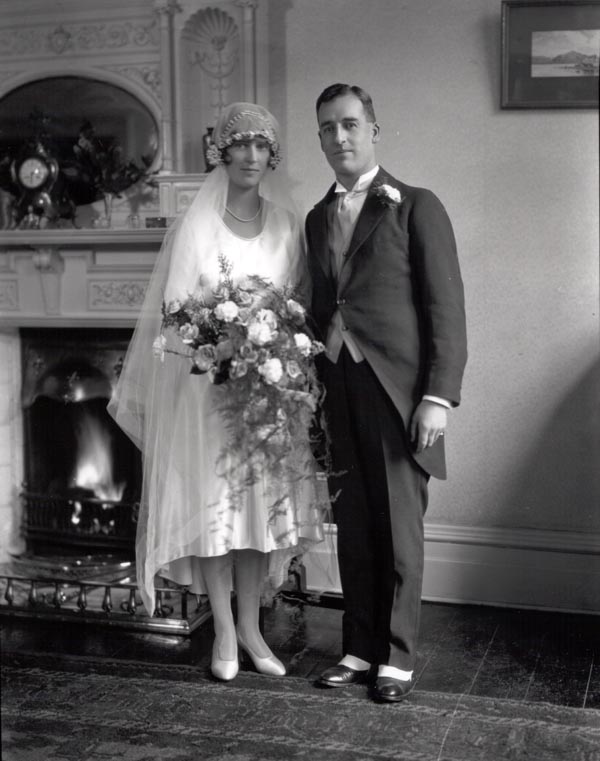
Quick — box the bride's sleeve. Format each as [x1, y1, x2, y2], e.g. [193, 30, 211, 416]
[164, 218, 200, 303]
[288, 213, 312, 307]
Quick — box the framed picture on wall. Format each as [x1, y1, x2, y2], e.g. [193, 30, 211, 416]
[501, 0, 600, 108]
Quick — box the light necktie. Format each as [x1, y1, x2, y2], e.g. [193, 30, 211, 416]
[333, 190, 364, 275]
[326, 190, 366, 363]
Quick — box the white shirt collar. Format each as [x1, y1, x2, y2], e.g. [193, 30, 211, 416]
[334, 164, 380, 195]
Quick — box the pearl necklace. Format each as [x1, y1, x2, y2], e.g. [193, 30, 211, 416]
[225, 200, 262, 223]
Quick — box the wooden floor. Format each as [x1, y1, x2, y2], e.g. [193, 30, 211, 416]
[2, 596, 599, 709]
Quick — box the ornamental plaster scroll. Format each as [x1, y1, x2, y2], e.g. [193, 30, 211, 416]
[0, 19, 159, 59]
[182, 7, 239, 113]
[109, 64, 162, 102]
[0, 29, 38, 59]
[48, 25, 72, 55]
[88, 280, 148, 310]
[0, 280, 18, 310]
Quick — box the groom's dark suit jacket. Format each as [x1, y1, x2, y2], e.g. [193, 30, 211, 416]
[306, 167, 467, 480]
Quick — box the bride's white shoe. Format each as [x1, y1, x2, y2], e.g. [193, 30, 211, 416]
[237, 632, 286, 676]
[211, 640, 239, 681]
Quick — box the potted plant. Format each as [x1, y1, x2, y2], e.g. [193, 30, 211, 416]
[71, 120, 156, 227]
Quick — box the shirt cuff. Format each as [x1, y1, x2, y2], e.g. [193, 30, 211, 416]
[422, 395, 452, 409]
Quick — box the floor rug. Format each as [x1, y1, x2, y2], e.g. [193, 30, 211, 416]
[2, 652, 599, 761]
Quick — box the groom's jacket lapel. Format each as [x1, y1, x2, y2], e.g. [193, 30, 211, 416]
[310, 168, 392, 290]
[336, 170, 391, 291]
[308, 183, 336, 282]
[342, 167, 390, 263]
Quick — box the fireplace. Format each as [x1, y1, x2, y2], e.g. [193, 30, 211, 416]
[0, 227, 213, 632]
[20, 327, 141, 557]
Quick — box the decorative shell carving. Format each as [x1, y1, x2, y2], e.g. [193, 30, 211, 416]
[183, 8, 239, 56]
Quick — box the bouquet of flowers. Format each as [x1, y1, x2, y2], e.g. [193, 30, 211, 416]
[154, 255, 327, 505]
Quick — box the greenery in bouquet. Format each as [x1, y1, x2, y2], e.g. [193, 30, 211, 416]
[154, 255, 328, 508]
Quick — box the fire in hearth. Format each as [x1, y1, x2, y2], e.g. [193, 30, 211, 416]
[20, 328, 141, 556]
[73, 411, 126, 503]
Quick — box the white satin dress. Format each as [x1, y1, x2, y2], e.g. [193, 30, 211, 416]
[147, 203, 325, 596]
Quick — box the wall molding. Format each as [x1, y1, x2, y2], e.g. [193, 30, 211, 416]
[303, 523, 600, 615]
[424, 523, 600, 555]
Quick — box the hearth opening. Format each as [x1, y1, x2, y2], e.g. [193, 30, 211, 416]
[20, 328, 141, 557]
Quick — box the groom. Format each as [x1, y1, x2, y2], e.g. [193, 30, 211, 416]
[305, 84, 467, 702]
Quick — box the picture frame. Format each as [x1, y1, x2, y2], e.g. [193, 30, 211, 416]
[501, 0, 600, 108]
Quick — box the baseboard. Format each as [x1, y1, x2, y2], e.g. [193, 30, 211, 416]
[302, 523, 600, 615]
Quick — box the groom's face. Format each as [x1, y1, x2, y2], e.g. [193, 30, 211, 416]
[317, 94, 379, 186]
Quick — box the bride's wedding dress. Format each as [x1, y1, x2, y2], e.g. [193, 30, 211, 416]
[147, 201, 325, 600]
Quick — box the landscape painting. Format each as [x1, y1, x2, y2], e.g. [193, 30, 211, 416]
[531, 29, 600, 77]
[502, 1, 600, 108]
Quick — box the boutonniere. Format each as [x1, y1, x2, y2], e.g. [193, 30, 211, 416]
[373, 183, 402, 208]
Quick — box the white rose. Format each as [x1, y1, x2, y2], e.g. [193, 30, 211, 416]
[258, 357, 283, 385]
[239, 342, 259, 363]
[294, 332, 312, 356]
[178, 323, 199, 344]
[248, 321, 276, 346]
[256, 308, 278, 330]
[192, 344, 217, 372]
[214, 300, 239, 322]
[167, 299, 182, 314]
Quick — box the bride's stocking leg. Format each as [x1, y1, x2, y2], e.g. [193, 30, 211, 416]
[199, 553, 236, 660]
[234, 549, 271, 658]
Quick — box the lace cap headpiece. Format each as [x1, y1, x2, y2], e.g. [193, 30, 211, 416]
[206, 102, 281, 169]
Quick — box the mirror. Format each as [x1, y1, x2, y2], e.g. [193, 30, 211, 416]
[0, 76, 160, 205]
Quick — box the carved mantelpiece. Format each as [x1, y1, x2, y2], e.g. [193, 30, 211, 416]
[0, 0, 268, 176]
[0, 229, 165, 247]
[0, 229, 164, 327]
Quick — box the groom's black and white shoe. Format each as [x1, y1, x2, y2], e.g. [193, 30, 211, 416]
[318, 664, 371, 687]
[371, 676, 414, 702]
[318, 655, 372, 688]
[371, 665, 415, 702]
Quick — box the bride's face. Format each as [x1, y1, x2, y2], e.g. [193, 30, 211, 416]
[224, 138, 271, 189]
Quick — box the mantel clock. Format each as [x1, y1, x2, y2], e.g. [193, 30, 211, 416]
[10, 142, 60, 224]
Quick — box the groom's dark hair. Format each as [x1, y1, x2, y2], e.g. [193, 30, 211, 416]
[316, 83, 377, 123]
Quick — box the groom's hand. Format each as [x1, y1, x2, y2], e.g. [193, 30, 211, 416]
[410, 401, 448, 453]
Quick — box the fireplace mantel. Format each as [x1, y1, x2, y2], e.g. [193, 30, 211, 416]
[0, 229, 165, 248]
[0, 228, 165, 327]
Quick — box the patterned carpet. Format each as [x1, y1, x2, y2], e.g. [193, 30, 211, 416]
[2, 653, 600, 761]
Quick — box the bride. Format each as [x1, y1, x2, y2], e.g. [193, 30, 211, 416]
[109, 103, 325, 681]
